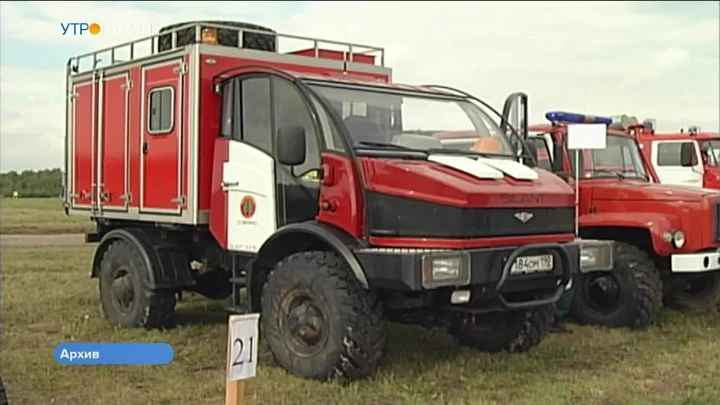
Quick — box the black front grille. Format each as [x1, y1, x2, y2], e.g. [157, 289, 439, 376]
[714, 201, 720, 242]
[366, 191, 575, 238]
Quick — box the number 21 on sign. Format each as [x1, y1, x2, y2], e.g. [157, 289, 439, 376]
[226, 313, 260, 405]
[231, 334, 254, 368]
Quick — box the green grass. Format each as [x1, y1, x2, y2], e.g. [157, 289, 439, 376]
[3, 246, 720, 405]
[0, 198, 94, 234]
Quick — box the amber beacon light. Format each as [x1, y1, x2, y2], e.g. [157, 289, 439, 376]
[201, 28, 218, 44]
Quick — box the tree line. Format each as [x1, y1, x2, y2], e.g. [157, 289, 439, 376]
[0, 168, 64, 198]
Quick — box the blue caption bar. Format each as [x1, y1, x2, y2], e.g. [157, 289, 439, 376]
[54, 343, 174, 365]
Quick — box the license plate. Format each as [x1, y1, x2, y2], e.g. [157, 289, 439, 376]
[510, 254, 554, 274]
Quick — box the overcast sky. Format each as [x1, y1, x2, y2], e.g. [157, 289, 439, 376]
[1, 1, 718, 172]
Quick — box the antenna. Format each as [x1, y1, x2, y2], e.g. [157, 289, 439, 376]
[681, 92, 686, 130]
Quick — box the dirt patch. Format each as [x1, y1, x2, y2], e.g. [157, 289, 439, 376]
[0, 233, 89, 247]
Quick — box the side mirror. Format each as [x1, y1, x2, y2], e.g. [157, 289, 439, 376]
[276, 126, 306, 166]
[524, 141, 539, 168]
[680, 143, 696, 167]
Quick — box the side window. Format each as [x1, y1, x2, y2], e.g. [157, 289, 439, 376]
[241, 77, 272, 152]
[272, 78, 321, 176]
[657, 142, 694, 166]
[221, 80, 234, 139]
[148, 87, 174, 134]
[529, 137, 553, 171]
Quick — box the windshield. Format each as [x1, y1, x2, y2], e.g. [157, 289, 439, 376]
[701, 140, 720, 166]
[308, 83, 516, 156]
[567, 134, 648, 180]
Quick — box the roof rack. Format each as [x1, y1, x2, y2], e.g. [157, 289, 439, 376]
[67, 21, 385, 75]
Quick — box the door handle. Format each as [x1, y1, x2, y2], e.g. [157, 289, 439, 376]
[222, 181, 239, 187]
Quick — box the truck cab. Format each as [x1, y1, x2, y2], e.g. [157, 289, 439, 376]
[527, 111, 720, 328]
[630, 122, 720, 190]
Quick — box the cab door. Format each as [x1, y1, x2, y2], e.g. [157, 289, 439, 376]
[210, 73, 323, 253]
[651, 140, 703, 187]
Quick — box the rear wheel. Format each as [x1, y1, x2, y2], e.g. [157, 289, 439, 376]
[570, 242, 662, 329]
[664, 274, 720, 312]
[261, 251, 386, 382]
[98, 240, 177, 329]
[448, 305, 554, 353]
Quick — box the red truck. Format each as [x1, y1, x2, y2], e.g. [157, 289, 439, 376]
[525, 110, 720, 328]
[63, 21, 613, 381]
[628, 121, 720, 190]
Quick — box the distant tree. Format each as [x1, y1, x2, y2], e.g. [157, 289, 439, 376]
[0, 168, 63, 198]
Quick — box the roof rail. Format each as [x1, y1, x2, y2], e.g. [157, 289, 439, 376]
[66, 21, 385, 75]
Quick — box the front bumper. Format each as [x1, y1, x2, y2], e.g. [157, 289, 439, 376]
[355, 239, 613, 310]
[671, 249, 720, 273]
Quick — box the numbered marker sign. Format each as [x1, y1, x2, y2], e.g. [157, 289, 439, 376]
[227, 313, 260, 381]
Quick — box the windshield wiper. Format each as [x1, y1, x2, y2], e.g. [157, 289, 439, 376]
[590, 169, 626, 179]
[357, 141, 415, 150]
[428, 148, 517, 159]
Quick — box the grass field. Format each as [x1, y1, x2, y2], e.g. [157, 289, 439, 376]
[0, 198, 95, 235]
[2, 244, 720, 405]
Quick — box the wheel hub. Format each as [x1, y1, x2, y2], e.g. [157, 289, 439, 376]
[583, 273, 622, 312]
[281, 292, 329, 356]
[111, 270, 135, 312]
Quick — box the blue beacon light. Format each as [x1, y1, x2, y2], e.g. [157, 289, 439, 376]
[545, 111, 613, 126]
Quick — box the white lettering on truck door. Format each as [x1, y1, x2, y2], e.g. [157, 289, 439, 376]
[224, 141, 277, 253]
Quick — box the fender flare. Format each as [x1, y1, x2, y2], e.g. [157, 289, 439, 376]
[90, 228, 194, 289]
[580, 212, 678, 255]
[254, 221, 369, 289]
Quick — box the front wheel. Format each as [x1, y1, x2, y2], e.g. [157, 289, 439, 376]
[448, 305, 554, 353]
[570, 242, 662, 329]
[664, 273, 720, 313]
[261, 251, 386, 382]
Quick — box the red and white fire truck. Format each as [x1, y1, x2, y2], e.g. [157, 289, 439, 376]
[628, 120, 720, 190]
[525, 111, 720, 328]
[63, 21, 613, 381]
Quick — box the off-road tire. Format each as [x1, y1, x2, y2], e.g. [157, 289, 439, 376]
[448, 304, 554, 353]
[664, 273, 720, 313]
[98, 240, 177, 329]
[158, 20, 276, 53]
[570, 242, 662, 329]
[0, 375, 8, 405]
[261, 251, 386, 382]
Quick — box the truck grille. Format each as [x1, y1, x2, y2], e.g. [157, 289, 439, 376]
[714, 201, 720, 242]
[366, 191, 575, 238]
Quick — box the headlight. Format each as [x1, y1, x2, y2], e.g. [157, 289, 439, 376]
[421, 252, 471, 289]
[578, 240, 614, 272]
[672, 230, 686, 248]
